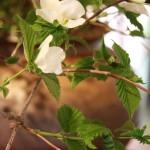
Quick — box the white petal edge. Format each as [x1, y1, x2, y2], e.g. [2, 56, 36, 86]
[42, 46, 66, 74]
[119, 2, 149, 15]
[60, 0, 85, 19]
[35, 35, 53, 65]
[40, 0, 60, 11]
[63, 18, 85, 28]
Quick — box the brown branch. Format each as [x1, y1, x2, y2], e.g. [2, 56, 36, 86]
[5, 122, 20, 150]
[86, 0, 126, 23]
[22, 125, 61, 150]
[63, 68, 150, 94]
[20, 78, 42, 117]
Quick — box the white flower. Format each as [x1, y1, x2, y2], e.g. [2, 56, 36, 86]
[35, 35, 66, 75]
[36, 0, 85, 28]
[119, 1, 148, 15]
[129, 0, 146, 4]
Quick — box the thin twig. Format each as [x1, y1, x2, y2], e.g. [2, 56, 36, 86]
[22, 125, 61, 150]
[5, 126, 19, 150]
[20, 78, 42, 117]
[63, 68, 150, 94]
[86, 0, 125, 23]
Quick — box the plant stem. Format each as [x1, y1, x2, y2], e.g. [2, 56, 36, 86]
[31, 0, 38, 9]
[20, 78, 42, 117]
[5, 127, 19, 150]
[22, 126, 61, 150]
[63, 68, 150, 94]
[2, 67, 28, 86]
[36, 130, 82, 141]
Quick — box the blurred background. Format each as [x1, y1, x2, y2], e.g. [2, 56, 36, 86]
[0, 0, 150, 149]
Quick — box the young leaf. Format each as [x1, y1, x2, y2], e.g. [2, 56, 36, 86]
[0, 86, 9, 98]
[5, 56, 19, 64]
[57, 104, 84, 133]
[77, 120, 111, 149]
[64, 138, 87, 150]
[75, 56, 94, 69]
[18, 17, 36, 63]
[121, 126, 150, 144]
[103, 136, 115, 150]
[116, 120, 135, 132]
[40, 73, 60, 101]
[125, 12, 143, 32]
[116, 79, 141, 118]
[113, 43, 130, 67]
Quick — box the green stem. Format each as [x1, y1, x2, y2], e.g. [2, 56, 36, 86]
[31, 0, 38, 9]
[35, 130, 81, 141]
[3, 67, 28, 86]
[118, 136, 132, 140]
[11, 39, 22, 57]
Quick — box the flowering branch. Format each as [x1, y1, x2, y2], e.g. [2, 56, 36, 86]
[63, 68, 150, 94]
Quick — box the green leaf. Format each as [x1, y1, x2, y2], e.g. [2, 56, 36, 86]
[0, 86, 9, 98]
[40, 73, 60, 101]
[116, 79, 141, 118]
[5, 56, 19, 64]
[125, 12, 143, 32]
[113, 42, 130, 67]
[78, 120, 111, 149]
[121, 126, 150, 144]
[75, 56, 94, 69]
[25, 10, 37, 24]
[116, 120, 135, 132]
[64, 138, 87, 150]
[113, 140, 125, 150]
[19, 17, 36, 63]
[72, 73, 90, 88]
[57, 104, 84, 133]
[130, 30, 144, 37]
[103, 136, 115, 150]
[94, 50, 102, 62]
[101, 38, 111, 61]
[69, 36, 89, 49]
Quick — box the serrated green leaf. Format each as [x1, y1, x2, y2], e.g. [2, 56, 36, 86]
[116, 120, 135, 132]
[113, 42, 130, 67]
[40, 73, 60, 101]
[72, 73, 90, 88]
[64, 138, 87, 150]
[116, 79, 141, 118]
[57, 104, 84, 133]
[5, 56, 19, 64]
[125, 12, 143, 31]
[94, 50, 102, 62]
[78, 120, 111, 149]
[75, 56, 94, 69]
[121, 126, 150, 144]
[103, 136, 115, 150]
[19, 17, 36, 63]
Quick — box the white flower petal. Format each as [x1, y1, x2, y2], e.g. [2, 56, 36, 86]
[35, 35, 53, 66]
[60, 0, 85, 19]
[40, 0, 60, 11]
[119, 2, 148, 15]
[63, 18, 85, 28]
[36, 8, 58, 23]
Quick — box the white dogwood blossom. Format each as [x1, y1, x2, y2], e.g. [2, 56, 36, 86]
[35, 35, 66, 74]
[119, 1, 148, 15]
[36, 0, 85, 28]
